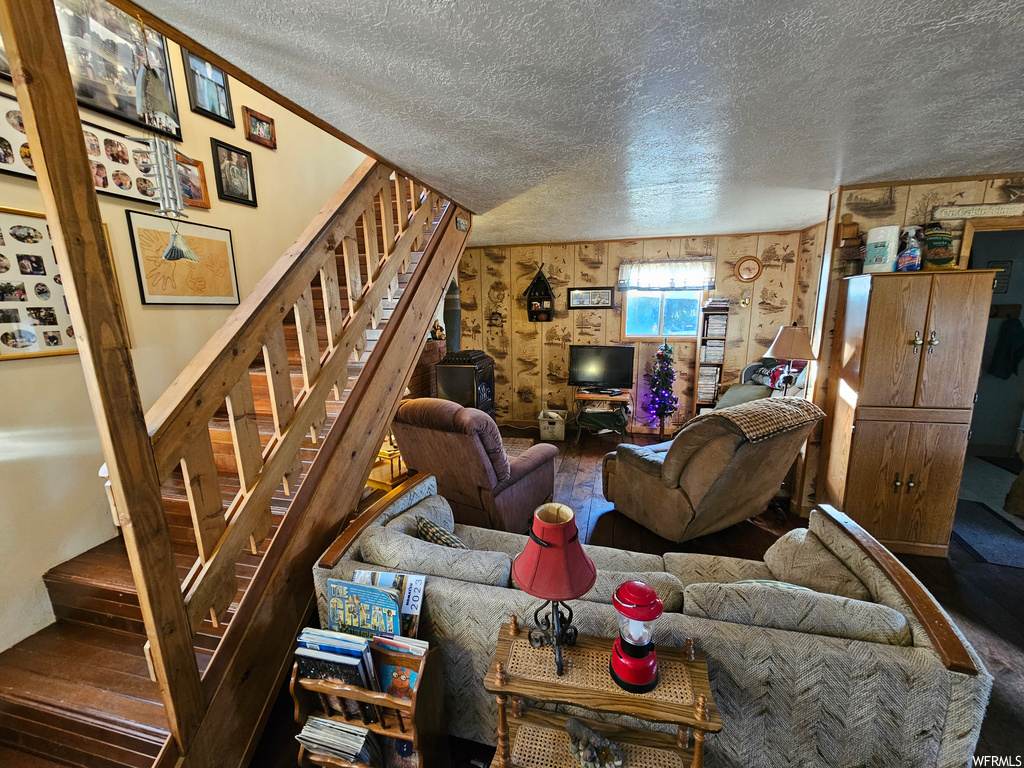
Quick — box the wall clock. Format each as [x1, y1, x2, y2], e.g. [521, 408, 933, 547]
[734, 255, 763, 282]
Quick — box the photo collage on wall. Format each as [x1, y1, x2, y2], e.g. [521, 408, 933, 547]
[0, 207, 77, 360]
[0, 92, 159, 207]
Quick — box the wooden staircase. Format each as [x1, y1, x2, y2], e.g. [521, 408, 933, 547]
[0, 159, 470, 768]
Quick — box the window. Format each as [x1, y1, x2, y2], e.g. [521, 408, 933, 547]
[623, 290, 702, 338]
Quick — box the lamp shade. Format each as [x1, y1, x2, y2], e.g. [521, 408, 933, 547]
[512, 503, 596, 601]
[765, 323, 816, 362]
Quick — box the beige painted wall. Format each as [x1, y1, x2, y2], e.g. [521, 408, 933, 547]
[0, 41, 367, 651]
[459, 223, 827, 433]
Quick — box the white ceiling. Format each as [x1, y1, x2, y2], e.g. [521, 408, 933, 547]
[137, 0, 1024, 246]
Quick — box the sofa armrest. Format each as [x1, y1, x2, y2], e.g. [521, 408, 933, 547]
[663, 552, 773, 585]
[493, 443, 559, 495]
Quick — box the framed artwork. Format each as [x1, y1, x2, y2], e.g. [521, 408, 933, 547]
[126, 211, 239, 305]
[0, 0, 180, 139]
[0, 206, 79, 360]
[181, 49, 234, 127]
[210, 139, 257, 207]
[176, 152, 211, 209]
[567, 286, 614, 309]
[242, 106, 276, 149]
[0, 92, 159, 206]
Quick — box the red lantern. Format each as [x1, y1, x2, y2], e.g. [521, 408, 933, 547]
[609, 580, 663, 693]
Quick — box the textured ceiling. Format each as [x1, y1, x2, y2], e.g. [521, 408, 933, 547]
[137, 0, 1024, 246]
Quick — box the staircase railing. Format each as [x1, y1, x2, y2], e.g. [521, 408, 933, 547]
[109, 157, 461, 756]
[144, 158, 439, 636]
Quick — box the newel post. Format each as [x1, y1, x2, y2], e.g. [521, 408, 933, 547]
[0, 0, 203, 750]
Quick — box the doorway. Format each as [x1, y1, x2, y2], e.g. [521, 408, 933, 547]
[962, 227, 1024, 534]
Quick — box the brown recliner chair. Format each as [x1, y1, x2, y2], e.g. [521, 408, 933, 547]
[602, 398, 824, 542]
[391, 398, 559, 533]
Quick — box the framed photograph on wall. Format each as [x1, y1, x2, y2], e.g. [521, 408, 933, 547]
[210, 138, 257, 207]
[126, 211, 239, 306]
[242, 106, 277, 149]
[0, 207, 79, 361]
[0, 92, 159, 207]
[567, 286, 614, 309]
[176, 152, 211, 209]
[0, 1, 180, 139]
[181, 48, 234, 127]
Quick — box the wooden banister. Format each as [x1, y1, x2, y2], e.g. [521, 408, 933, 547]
[816, 504, 979, 675]
[145, 158, 390, 480]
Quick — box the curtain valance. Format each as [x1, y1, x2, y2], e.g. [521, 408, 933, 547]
[617, 258, 715, 292]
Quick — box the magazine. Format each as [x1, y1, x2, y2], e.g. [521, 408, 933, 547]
[352, 570, 426, 638]
[327, 578, 403, 639]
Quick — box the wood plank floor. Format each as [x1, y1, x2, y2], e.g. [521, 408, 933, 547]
[250, 428, 1023, 765]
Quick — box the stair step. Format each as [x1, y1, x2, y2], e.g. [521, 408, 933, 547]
[0, 623, 170, 768]
[0, 745, 77, 768]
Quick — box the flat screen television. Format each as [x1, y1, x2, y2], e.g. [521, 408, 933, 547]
[568, 345, 635, 393]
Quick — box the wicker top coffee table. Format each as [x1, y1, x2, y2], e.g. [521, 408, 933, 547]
[483, 619, 722, 768]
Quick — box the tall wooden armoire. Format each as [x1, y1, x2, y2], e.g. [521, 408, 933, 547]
[822, 270, 995, 556]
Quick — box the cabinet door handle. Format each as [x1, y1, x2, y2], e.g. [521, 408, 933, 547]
[906, 473, 916, 492]
[893, 472, 903, 492]
[927, 331, 939, 354]
[912, 332, 924, 354]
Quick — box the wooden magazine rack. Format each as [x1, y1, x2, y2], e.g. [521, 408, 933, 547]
[290, 645, 450, 768]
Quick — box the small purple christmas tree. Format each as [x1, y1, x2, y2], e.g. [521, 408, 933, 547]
[645, 339, 678, 439]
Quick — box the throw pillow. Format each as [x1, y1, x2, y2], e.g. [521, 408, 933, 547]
[731, 578, 813, 592]
[417, 516, 468, 549]
[579, 570, 684, 613]
[764, 528, 871, 601]
[384, 494, 455, 537]
[684, 581, 912, 646]
[360, 527, 510, 588]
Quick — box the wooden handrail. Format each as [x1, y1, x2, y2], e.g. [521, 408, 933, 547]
[816, 504, 979, 675]
[145, 157, 390, 481]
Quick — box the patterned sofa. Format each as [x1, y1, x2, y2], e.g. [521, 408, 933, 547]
[313, 474, 991, 768]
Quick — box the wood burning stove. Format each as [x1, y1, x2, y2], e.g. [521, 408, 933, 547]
[436, 350, 495, 418]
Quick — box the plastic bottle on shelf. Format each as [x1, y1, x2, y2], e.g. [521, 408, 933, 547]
[895, 226, 923, 271]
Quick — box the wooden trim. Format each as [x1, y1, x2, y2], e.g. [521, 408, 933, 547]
[317, 474, 437, 568]
[839, 172, 1024, 192]
[961, 217, 1024, 266]
[468, 223, 829, 251]
[815, 504, 979, 676]
[0, 0, 203, 749]
[878, 539, 950, 558]
[102, 0, 475, 215]
[855, 407, 974, 424]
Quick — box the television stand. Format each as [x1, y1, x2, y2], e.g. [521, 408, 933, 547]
[578, 387, 623, 396]
[573, 390, 631, 444]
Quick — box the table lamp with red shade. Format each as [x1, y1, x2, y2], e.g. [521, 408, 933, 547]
[512, 503, 596, 676]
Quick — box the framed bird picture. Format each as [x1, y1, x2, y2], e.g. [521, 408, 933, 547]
[125, 211, 239, 305]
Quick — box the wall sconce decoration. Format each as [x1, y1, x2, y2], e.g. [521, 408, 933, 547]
[523, 265, 555, 322]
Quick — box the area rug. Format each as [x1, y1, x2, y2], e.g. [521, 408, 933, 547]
[501, 437, 535, 459]
[952, 499, 1024, 569]
[979, 455, 1023, 475]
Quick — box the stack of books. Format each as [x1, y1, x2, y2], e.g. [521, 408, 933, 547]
[696, 365, 721, 403]
[704, 314, 728, 338]
[703, 297, 730, 311]
[297, 716, 384, 766]
[700, 339, 725, 363]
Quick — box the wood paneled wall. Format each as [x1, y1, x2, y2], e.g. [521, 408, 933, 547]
[460, 224, 826, 432]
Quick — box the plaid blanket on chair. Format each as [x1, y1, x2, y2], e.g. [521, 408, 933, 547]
[694, 396, 824, 442]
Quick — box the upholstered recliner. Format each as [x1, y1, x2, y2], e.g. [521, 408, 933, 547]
[602, 397, 824, 542]
[391, 398, 558, 532]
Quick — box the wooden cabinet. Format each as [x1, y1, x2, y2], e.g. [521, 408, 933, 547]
[823, 270, 994, 556]
[844, 418, 969, 552]
[858, 272, 993, 409]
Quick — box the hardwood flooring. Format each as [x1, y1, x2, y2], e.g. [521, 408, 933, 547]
[250, 427, 1023, 765]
